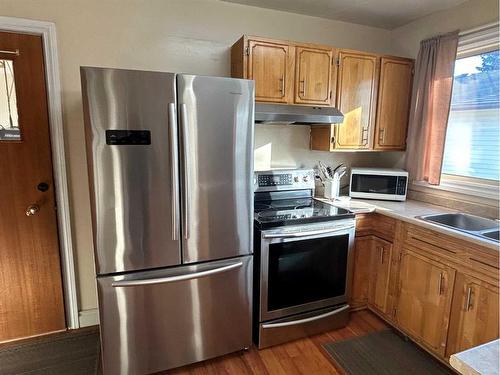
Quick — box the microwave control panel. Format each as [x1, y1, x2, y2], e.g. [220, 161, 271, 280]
[396, 176, 408, 195]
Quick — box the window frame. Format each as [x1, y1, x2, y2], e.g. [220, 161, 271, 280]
[427, 23, 500, 200]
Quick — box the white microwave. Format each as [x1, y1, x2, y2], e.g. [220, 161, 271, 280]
[349, 168, 409, 201]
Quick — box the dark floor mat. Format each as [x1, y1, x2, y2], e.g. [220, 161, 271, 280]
[0, 329, 100, 375]
[323, 329, 455, 375]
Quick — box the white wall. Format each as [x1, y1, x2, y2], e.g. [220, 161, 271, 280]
[0, 0, 402, 314]
[254, 124, 403, 171]
[391, 0, 499, 57]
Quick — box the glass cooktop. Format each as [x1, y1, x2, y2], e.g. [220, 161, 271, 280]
[254, 198, 354, 229]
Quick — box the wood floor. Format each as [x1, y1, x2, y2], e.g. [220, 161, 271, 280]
[167, 310, 388, 375]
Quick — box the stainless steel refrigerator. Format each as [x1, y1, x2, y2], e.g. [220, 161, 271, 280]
[81, 67, 254, 375]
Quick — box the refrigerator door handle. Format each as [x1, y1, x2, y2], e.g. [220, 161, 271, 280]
[168, 103, 180, 241]
[180, 103, 190, 240]
[111, 261, 243, 287]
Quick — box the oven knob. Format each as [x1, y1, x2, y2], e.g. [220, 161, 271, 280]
[294, 176, 299, 183]
[303, 175, 309, 182]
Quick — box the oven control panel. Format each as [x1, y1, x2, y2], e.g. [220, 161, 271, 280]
[254, 169, 315, 192]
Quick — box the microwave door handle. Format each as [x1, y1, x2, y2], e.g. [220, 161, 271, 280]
[262, 225, 354, 239]
[111, 261, 243, 287]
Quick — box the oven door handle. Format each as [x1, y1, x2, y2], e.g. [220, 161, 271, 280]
[262, 225, 354, 239]
[261, 305, 350, 329]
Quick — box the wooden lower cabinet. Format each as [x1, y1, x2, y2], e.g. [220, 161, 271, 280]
[396, 250, 456, 357]
[369, 237, 393, 314]
[351, 216, 499, 364]
[446, 273, 499, 357]
[350, 235, 393, 314]
[351, 236, 373, 308]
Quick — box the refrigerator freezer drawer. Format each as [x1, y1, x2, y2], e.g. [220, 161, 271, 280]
[97, 256, 253, 375]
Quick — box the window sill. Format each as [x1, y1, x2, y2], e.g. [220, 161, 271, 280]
[411, 179, 499, 203]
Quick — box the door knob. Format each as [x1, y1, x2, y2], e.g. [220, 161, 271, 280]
[26, 204, 40, 216]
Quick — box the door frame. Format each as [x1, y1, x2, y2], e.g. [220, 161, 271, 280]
[0, 16, 79, 329]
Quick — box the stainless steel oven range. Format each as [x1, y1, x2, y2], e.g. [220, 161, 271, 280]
[253, 169, 355, 349]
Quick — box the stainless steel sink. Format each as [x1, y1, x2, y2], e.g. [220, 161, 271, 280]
[418, 213, 499, 243]
[480, 229, 500, 241]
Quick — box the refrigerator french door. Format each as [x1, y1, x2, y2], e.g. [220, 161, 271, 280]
[81, 67, 254, 375]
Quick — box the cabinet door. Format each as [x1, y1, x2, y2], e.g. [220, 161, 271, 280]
[248, 40, 293, 103]
[351, 236, 373, 308]
[369, 238, 393, 313]
[374, 57, 413, 150]
[294, 47, 333, 106]
[446, 274, 499, 357]
[310, 125, 335, 152]
[334, 51, 378, 150]
[396, 250, 456, 356]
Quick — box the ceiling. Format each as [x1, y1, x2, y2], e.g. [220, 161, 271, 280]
[220, 0, 468, 29]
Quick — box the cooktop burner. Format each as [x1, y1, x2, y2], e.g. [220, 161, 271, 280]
[254, 198, 353, 229]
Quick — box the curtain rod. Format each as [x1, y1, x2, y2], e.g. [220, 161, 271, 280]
[459, 21, 499, 36]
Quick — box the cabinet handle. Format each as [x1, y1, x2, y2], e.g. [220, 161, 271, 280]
[279, 76, 285, 96]
[379, 247, 384, 264]
[438, 273, 444, 295]
[379, 128, 386, 144]
[299, 79, 305, 94]
[464, 286, 473, 311]
[361, 127, 369, 145]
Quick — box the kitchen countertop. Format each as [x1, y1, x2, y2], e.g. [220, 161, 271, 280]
[449, 340, 499, 375]
[316, 197, 499, 251]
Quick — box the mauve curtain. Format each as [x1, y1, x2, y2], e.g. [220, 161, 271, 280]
[406, 31, 459, 185]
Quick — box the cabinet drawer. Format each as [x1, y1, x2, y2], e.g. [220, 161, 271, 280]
[356, 213, 396, 241]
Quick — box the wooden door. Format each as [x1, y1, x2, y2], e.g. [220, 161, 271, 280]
[446, 274, 499, 357]
[374, 57, 413, 150]
[334, 51, 378, 150]
[294, 46, 333, 106]
[0, 32, 65, 341]
[350, 236, 373, 308]
[247, 39, 293, 103]
[396, 250, 456, 356]
[369, 238, 392, 313]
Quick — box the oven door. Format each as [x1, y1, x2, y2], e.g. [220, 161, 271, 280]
[259, 220, 355, 322]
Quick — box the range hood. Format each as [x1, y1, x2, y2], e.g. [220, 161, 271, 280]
[255, 103, 344, 125]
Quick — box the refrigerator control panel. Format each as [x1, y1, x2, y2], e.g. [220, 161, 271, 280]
[106, 130, 151, 145]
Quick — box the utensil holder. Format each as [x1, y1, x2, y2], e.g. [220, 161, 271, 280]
[324, 177, 341, 199]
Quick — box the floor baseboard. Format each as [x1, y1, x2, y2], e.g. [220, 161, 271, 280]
[79, 308, 99, 328]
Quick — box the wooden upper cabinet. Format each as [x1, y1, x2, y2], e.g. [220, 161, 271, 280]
[396, 250, 456, 357]
[334, 51, 378, 150]
[446, 274, 499, 358]
[231, 36, 414, 152]
[247, 40, 294, 103]
[369, 237, 393, 314]
[374, 57, 413, 150]
[294, 46, 333, 105]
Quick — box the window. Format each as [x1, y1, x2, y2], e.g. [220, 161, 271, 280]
[0, 59, 20, 141]
[441, 50, 499, 181]
[435, 23, 500, 200]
